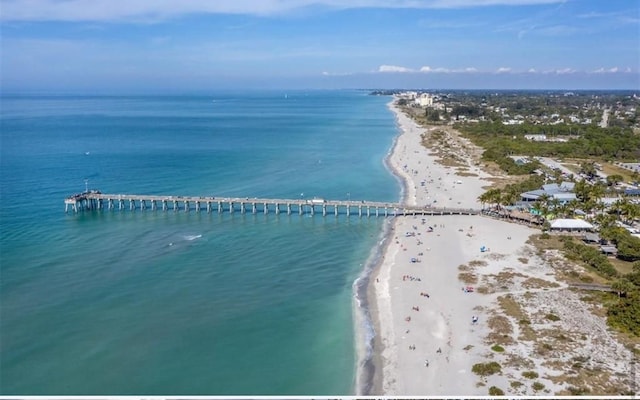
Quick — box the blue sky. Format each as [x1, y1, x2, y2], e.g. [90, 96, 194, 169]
[1, 0, 638, 91]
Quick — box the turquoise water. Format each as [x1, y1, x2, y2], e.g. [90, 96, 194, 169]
[0, 91, 399, 394]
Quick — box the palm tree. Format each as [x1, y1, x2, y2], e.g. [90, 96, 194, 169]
[565, 199, 580, 218]
[589, 182, 606, 203]
[536, 193, 552, 218]
[579, 161, 598, 179]
[574, 179, 590, 202]
[500, 191, 518, 208]
[478, 188, 502, 210]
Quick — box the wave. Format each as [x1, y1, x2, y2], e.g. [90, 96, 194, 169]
[184, 234, 202, 241]
[353, 218, 394, 395]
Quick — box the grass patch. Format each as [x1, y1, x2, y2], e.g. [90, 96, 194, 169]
[545, 313, 561, 322]
[488, 386, 504, 396]
[456, 171, 479, 177]
[609, 258, 635, 275]
[472, 361, 502, 377]
[522, 371, 539, 379]
[566, 386, 591, 395]
[476, 286, 490, 294]
[504, 354, 535, 370]
[486, 314, 515, 345]
[462, 344, 474, 351]
[458, 272, 478, 284]
[601, 162, 637, 183]
[532, 381, 546, 391]
[491, 344, 505, 352]
[469, 260, 488, 267]
[527, 233, 566, 251]
[510, 381, 524, 389]
[522, 277, 560, 289]
[535, 342, 554, 355]
[497, 295, 537, 341]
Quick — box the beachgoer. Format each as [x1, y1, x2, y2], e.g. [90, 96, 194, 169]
[437, 347, 442, 353]
[424, 360, 429, 367]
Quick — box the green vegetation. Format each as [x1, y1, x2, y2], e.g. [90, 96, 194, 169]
[562, 238, 618, 278]
[478, 175, 545, 208]
[457, 122, 640, 174]
[522, 371, 539, 379]
[425, 108, 441, 122]
[567, 386, 590, 395]
[600, 226, 640, 262]
[491, 344, 505, 352]
[532, 381, 546, 391]
[488, 386, 505, 396]
[472, 361, 502, 376]
[545, 313, 561, 322]
[607, 262, 640, 336]
[510, 381, 524, 389]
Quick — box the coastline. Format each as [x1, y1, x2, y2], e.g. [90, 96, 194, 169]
[358, 98, 638, 396]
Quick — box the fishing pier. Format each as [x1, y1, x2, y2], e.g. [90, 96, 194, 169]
[65, 191, 480, 217]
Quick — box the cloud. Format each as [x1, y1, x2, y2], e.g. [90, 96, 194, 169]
[0, 0, 571, 22]
[420, 66, 447, 73]
[555, 68, 576, 74]
[495, 67, 512, 74]
[321, 71, 352, 76]
[378, 65, 414, 73]
[592, 67, 621, 74]
[420, 66, 477, 73]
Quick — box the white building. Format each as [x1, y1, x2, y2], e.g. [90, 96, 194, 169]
[524, 134, 548, 141]
[415, 93, 434, 107]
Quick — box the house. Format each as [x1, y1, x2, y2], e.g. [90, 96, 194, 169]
[521, 181, 576, 204]
[582, 232, 601, 243]
[549, 218, 594, 232]
[542, 182, 575, 192]
[624, 189, 640, 197]
[600, 245, 618, 256]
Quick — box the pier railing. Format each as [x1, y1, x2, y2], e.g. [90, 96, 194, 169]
[65, 191, 480, 217]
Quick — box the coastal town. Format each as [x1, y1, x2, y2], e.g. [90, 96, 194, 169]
[366, 90, 639, 396]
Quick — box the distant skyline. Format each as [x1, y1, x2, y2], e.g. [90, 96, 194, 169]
[1, 0, 639, 92]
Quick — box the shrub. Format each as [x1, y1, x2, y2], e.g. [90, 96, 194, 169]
[472, 362, 502, 376]
[532, 381, 545, 391]
[545, 313, 560, 321]
[491, 344, 505, 352]
[488, 386, 505, 396]
[510, 381, 524, 388]
[562, 240, 618, 278]
[522, 371, 539, 379]
[567, 386, 590, 395]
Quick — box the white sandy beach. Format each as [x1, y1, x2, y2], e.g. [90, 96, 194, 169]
[363, 101, 638, 396]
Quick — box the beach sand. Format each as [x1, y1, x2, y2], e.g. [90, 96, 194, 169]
[361, 100, 638, 396]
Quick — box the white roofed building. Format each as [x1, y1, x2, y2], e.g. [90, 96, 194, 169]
[549, 219, 594, 232]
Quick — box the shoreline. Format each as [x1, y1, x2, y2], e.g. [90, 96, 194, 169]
[353, 100, 407, 395]
[356, 98, 638, 396]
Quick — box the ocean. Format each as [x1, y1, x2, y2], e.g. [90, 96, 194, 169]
[0, 90, 399, 395]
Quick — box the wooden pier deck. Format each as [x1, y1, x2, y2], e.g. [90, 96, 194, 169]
[65, 191, 481, 217]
